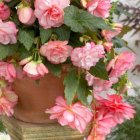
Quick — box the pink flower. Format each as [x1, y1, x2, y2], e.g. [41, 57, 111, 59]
[0, 2, 10, 20]
[86, 73, 112, 93]
[71, 42, 105, 70]
[88, 94, 135, 140]
[108, 52, 135, 83]
[0, 61, 16, 82]
[46, 96, 93, 133]
[17, 7, 36, 25]
[102, 23, 123, 42]
[0, 87, 18, 116]
[88, 110, 117, 140]
[103, 42, 113, 52]
[97, 94, 135, 124]
[0, 20, 18, 44]
[34, 0, 70, 29]
[40, 41, 72, 64]
[23, 61, 49, 79]
[86, 0, 111, 18]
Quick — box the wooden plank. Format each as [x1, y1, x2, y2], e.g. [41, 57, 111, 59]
[2, 116, 91, 140]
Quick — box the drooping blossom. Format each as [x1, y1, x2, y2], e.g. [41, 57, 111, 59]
[86, 0, 111, 18]
[87, 110, 117, 140]
[97, 94, 135, 124]
[0, 20, 18, 44]
[40, 41, 72, 64]
[23, 61, 49, 79]
[71, 42, 105, 70]
[107, 51, 136, 83]
[0, 87, 18, 116]
[0, 2, 10, 20]
[17, 7, 36, 25]
[46, 96, 93, 133]
[102, 23, 123, 42]
[34, 0, 70, 29]
[85, 73, 112, 93]
[88, 94, 135, 140]
[0, 61, 16, 82]
[103, 42, 113, 52]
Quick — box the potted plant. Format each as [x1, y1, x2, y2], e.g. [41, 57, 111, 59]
[0, 0, 136, 139]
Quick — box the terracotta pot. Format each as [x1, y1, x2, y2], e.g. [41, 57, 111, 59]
[13, 73, 65, 124]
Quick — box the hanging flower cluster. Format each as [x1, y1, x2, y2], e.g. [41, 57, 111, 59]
[0, 0, 136, 139]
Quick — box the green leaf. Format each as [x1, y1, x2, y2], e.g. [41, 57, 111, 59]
[112, 37, 127, 48]
[40, 27, 53, 44]
[77, 76, 88, 105]
[54, 25, 71, 41]
[64, 5, 110, 33]
[46, 62, 61, 77]
[18, 29, 35, 51]
[7, 0, 19, 7]
[89, 60, 109, 80]
[0, 43, 18, 60]
[64, 69, 79, 104]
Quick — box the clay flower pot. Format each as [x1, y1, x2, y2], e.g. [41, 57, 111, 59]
[13, 73, 65, 123]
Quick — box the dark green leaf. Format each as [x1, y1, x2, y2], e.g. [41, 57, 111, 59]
[64, 69, 79, 104]
[112, 37, 127, 48]
[18, 29, 35, 51]
[69, 32, 83, 47]
[46, 62, 61, 77]
[0, 43, 18, 60]
[64, 5, 110, 33]
[77, 76, 88, 105]
[7, 0, 20, 7]
[40, 27, 53, 44]
[54, 25, 71, 41]
[89, 60, 109, 80]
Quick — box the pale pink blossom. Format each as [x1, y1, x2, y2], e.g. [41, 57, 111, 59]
[102, 23, 123, 42]
[86, 73, 112, 93]
[71, 42, 105, 70]
[0, 61, 16, 82]
[103, 42, 113, 52]
[34, 0, 70, 29]
[46, 96, 93, 133]
[0, 2, 10, 20]
[23, 61, 49, 79]
[0, 87, 18, 116]
[40, 41, 72, 64]
[0, 20, 18, 44]
[86, 0, 111, 18]
[17, 7, 36, 25]
[108, 52, 136, 83]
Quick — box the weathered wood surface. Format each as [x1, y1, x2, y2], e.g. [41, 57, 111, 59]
[2, 116, 91, 140]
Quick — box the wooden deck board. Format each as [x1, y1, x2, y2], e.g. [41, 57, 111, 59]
[2, 116, 91, 140]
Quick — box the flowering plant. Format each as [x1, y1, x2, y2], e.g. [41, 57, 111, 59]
[0, 0, 136, 139]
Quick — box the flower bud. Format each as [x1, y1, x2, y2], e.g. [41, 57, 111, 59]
[17, 7, 36, 25]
